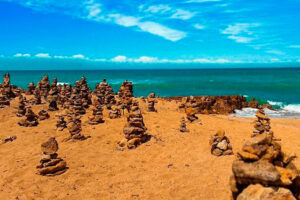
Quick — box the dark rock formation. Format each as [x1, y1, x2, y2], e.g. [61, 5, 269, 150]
[18, 107, 38, 127]
[38, 110, 50, 120]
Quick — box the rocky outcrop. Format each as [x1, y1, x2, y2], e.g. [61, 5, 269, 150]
[231, 133, 299, 199]
[118, 104, 149, 149]
[36, 137, 67, 176]
[209, 130, 233, 156]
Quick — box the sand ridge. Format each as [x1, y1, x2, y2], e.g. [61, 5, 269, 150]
[0, 98, 300, 200]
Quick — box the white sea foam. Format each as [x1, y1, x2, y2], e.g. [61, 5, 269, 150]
[57, 82, 69, 85]
[232, 105, 300, 119]
[267, 100, 284, 106]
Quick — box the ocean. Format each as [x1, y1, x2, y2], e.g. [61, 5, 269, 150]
[1, 68, 300, 118]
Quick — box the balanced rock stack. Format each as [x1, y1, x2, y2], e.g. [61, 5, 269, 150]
[88, 103, 104, 125]
[94, 79, 116, 107]
[39, 75, 50, 98]
[48, 86, 59, 111]
[18, 107, 39, 127]
[147, 93, 157, 112]
[0, 93, 10, 109]
[56, 115, 67, 131]
[31, 88, 42, 105]
[231, 133, 300, 199]
[119, 105, 148, 149]
[16, 95, 26, 117]
[185, 96, 199, 123]
[118, 80, 133, 99]
[79, 77, 92, 108]
[179, 117, 189, 133]
[36, 137, 67, 176]
[66, 114, 87, 140]
[109, 105, 122, 119]
[25, 82, 36, 95]
[252, 107, 271, 137]
[209, 130, 233, 156]
[0, 73, 16, 99]
[38, 110, 50, 120]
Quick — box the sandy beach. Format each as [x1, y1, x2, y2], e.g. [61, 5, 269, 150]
[1, 97, 299, 200]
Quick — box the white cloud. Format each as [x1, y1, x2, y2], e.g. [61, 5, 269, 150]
[14, 53, 31, 57]
[228, 35, 253, 43]
[111, 55, 128, 62]
[144, 5, 171, 14]
[270, 58, 280, 62]
[72, 54, 86, 59]
[171, 9, 196, 20]
[266, 50, 285, 55]
[35, 53, 51, 58]
[86, 3, 102, 19]
[133, 56, 159, 63]
[109, 14, 186, 41]
[221, 23, 260, 44]
[186, 0, 221, 3]
[288, 45, 300, 48]
[194, 24, 205, 30]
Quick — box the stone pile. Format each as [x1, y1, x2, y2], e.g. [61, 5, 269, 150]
[66, 114, 87, 140]
[30, 88, 42, 105]
[118, 105, 148, 149]
[25, 82, 36, 95]
[88, 103, 104, 125]
[179, 117, 189, 133]
[38, 110, 50, 120]
[56, 115, 67, 131]
[94, 79, 116, 107]
[0, 93, 10, 109]
[185, 96, 199, 123]
[18, 107, 39, 127]
[59, 84, 72, 108]
[0, 73, 16, 99]
[109, 105, 122, 119]
[48, 86, 59, 111]
[79, 77, 92, 108]
[209, 130, 233, 156]
[118, 80, 133, 98]
[16, 95, 26, 117]
[252, 107, 271, 137]
[36, 137, 67, 176]
[38, 75, 51, 98]
[230, 133, 300, 199]
[147, 93, 157, 112]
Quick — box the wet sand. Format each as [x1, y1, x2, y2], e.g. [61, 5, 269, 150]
[0, 98, 300, 200]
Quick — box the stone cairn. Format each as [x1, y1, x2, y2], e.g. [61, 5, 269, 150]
[18, 107, 39, 127]
[179, 117, 189, 133]
[68, 88, 85, 115]
[230, 132, 300, 199]
[185, 96, 200, 123]
[38, 110, 50, 120]
[118, 80, 133, 99]
[56, 115, 67, 131]
[147, 93, 157, 112]
[209, 130, 233, 156]
[118, 103, 149, 149]
[16, 95, 26, 117]
[60, 84, 72, 108]
[25, 82, 36, 95]
[0, 93, 10, 109]
[66, 114, 87, 140]
[30, 87, 42, 105]
[79, 77, 92, 108]
[88, 99, 104, 125]
[47, 84, 59, 111]
[94, 79, 116, 108]
[39, 75, 50, 99]
[109, 105, 122, 119]
[252, 107, 271, 137]
[36, 137, 67, 176]
[0, 73, 16, 99]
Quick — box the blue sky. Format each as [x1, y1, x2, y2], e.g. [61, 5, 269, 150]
[0, 0, 300, 66]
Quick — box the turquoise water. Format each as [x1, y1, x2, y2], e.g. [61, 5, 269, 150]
[1, 68, 300, 111]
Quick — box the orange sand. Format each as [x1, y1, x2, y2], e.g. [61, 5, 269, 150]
[0, 98, 299, 200]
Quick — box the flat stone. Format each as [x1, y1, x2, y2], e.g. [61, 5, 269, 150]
[41, 137, 58, 155]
